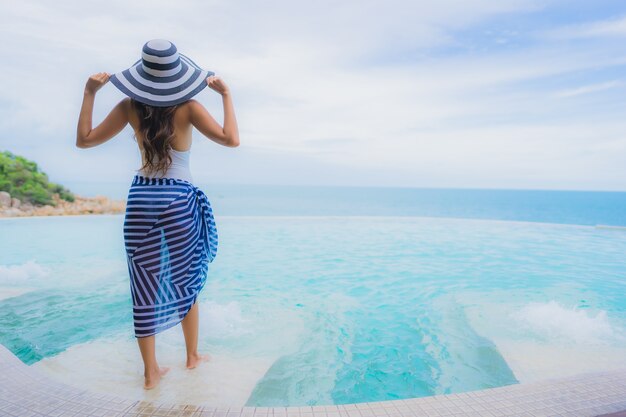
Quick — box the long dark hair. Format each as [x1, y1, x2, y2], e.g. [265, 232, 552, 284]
[131, 98, 180, 175]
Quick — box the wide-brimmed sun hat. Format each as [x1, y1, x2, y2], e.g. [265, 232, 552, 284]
[109, 39, 215, 107]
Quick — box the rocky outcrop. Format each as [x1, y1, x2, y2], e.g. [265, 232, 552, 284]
[0, 191, 125, 217]
[0, 191, 11, 208]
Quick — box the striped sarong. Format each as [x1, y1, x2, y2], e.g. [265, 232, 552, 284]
[123, 175, 218, 338]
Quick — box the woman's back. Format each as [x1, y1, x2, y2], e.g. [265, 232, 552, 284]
[128, 100, 192, 150]
[128, 101, 195, 182]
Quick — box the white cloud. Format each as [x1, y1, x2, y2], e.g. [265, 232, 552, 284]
[544, 15, 626, 39]
[1, 0, 626, 190]
[554, 80, 624, 98]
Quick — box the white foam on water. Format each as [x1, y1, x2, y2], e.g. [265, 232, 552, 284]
[511, 300, 618, 344]
[201, 300, 249, 338]
[0, 260, 49, 283]
[0, 259, 129, 300]
[460, 292, 626, 384]
[0, 260, 48, 300]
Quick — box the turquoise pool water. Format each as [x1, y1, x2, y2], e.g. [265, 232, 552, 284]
[1, 213, 626, 406]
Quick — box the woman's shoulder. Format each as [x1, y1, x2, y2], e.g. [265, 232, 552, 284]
[175, 99, 196, 123]
[183, 98, 205, 112]
[182, 99, 211, 124]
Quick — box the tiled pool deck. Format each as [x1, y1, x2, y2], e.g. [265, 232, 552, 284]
[1, 344, 625, 417]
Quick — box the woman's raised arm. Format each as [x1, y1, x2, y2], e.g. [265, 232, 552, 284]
[189, 76, 240, 148]
[76, 72, 129, 149]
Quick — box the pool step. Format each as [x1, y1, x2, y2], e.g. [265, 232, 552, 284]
[1, 343, 625, 416]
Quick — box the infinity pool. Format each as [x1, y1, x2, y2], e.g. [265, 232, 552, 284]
[1, 214, 625, 406]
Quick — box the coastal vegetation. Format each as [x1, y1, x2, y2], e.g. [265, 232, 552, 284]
[0, 150, 74, 206]
[0, 150, 125, 217]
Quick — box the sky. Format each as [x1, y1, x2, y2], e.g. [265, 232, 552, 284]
[1, 0, 625, 191]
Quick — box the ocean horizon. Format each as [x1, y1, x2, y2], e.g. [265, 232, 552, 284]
[61, 180, 626, 227]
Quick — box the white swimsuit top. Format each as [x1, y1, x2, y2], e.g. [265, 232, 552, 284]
[137, 148, 193, 183]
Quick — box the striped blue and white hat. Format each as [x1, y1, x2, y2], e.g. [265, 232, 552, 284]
[110, 39, 215, 107]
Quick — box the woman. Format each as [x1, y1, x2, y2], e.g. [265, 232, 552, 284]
[76, 39, 239, 390]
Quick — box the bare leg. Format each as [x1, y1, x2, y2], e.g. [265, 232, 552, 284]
[181, 300, 211, 369]
[137, 335, 170, 389]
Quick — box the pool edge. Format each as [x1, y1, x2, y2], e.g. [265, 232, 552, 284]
[1, 343, 625, 416]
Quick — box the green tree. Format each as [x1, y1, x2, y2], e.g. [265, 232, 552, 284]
[0, 150, 75, 206]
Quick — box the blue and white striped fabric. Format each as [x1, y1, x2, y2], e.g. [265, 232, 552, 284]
[123, 174, 218, 338]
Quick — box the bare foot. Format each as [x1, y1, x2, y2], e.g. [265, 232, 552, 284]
[186, 352, 211, 369]
[144, 366, 170, 390]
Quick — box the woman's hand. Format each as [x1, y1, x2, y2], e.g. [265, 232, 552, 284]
[206, 75, 230, 96]
[85, 72, 110, 95]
